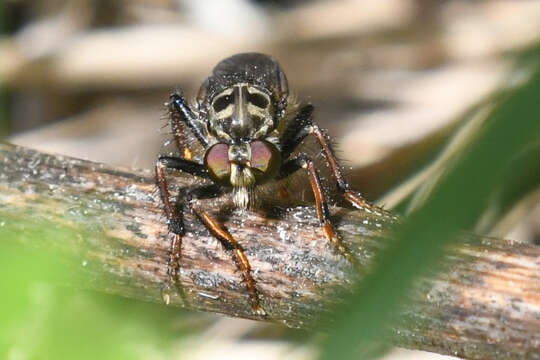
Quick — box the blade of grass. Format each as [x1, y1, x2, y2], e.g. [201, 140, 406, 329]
[320, 45, 540, 360]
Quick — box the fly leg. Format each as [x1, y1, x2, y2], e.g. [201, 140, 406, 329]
[282, 104, 396, 222]
[155, 156, 209, 304]
[279, 155, 357, 266]
[156, 157, 263, 315]
[190, 201, 266, 316]
[168, 92, 209, 148]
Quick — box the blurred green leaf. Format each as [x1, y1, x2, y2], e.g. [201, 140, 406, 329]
[0, 220, 183, 360]
[320, 45, 540, 360]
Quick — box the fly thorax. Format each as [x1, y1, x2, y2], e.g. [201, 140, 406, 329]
[208, 84, 275, 141]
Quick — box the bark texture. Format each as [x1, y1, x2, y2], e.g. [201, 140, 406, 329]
[0, 142, 538, 359]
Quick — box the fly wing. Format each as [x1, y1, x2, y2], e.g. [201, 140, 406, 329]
[198, 53, 289, 118]
[257, 103, 343, 209]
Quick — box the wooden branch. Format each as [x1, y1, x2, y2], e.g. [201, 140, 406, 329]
[0, 142, 538, 359]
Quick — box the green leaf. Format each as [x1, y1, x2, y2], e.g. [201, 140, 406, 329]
[320, 45, 540, 360]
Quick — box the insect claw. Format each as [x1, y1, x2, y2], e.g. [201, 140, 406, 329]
[254, 304, 267, 316]
[161, 283, 171, 305]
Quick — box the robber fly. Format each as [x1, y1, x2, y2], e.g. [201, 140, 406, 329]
[156, 53, 390, 315]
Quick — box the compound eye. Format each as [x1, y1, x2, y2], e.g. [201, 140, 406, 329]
[205, 143, 230, 182]
[213, 95, 233, 112]
[247, 92, 269, 109]
[250, 140, 280, 175]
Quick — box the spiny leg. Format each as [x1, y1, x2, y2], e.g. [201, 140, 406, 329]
[169, 92, 209, 148]
[155, 160, 183, 304]
[309, 124, 370, 209]
[311, 125, 398, 222]
[280, 155, 358, 266]
[190, 201, 266, 316]
[155, 156, 210, 304]
[168, 103, 192, 160]
[281, 104, 314, 160]
[282, 104, 396, 221]
[160, 92, 207, 300]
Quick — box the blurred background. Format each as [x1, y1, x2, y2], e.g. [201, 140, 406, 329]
[1, 0, 540, 359]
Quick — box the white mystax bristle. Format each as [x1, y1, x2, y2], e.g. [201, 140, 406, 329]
[233, 186, 250, 209]
[230, 164, 256, 209]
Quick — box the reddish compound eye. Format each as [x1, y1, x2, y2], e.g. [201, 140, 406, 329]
[250, 140, 281, 180]
[205, 143, 230, 183]
[250, 140, 272, 172]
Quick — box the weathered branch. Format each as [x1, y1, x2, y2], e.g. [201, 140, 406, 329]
[0, 142, 538, 359]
